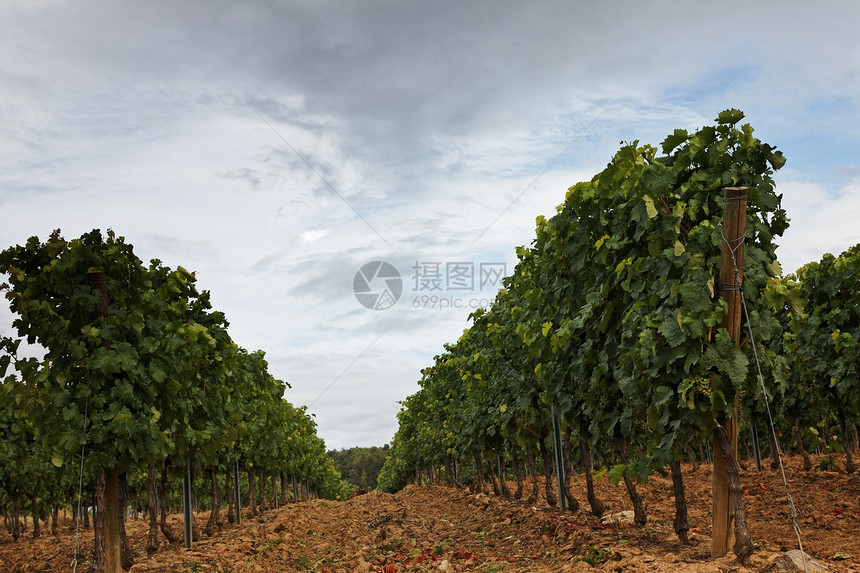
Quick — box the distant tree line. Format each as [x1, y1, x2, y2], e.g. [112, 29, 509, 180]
[327, 445, 389, 490]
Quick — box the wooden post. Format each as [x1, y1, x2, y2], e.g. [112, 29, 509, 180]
[183, 460, 193, 549]
[94, 472, 123, 573]
[551, 405, 567, 511]
[711, 187, 747, 558]
[233, 462, 241, 523]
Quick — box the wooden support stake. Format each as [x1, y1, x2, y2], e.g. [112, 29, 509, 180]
[96, 471, 122, 573]
[711, 187, 748, 558]
[551, 405, 567, 511]
[183, 460, 193, 549]
[233, 462, 241, 523]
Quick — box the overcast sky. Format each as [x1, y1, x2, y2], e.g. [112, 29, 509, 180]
[1, 1, 858, 450]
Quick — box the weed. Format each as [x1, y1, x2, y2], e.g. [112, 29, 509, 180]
[819, 456, 838, 471]
[380, 538, 405, 552]
[261, 539, 284, 552]
[581, 546, 610, 566]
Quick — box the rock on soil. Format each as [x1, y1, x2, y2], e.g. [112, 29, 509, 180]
[762, 549, 831, 572]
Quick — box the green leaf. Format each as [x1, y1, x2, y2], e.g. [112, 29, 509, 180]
[767, 150, 786, 170]
[643, 195, 658, 219]
[607, 464, 627, 485]
[716, 109, 745, 125]
[766, 259, 782, 277]
[678, 378, 696, 409]
[659, 314, 686, 347]
[652, 385, 674, 407]
[680, 281, 711, 314]
[51, 454, 64, 468]
[541, 322, 553, 337]
[661, 129, 689, 155]
[699, 330, 749, 387]
[710, 389, 728, 412]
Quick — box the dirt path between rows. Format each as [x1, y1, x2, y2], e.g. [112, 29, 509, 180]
[2, 456, 859, 572]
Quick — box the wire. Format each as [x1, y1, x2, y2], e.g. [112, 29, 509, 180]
[722, 229, 809, 573]
[463, 112, 604, 252]
[254, 111, 393, 250]
[72, 401, 89, 573]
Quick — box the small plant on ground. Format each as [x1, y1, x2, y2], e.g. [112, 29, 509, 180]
[581, 546, 609, 566]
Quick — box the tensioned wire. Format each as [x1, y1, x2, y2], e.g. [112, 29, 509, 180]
[722, 228, 809, 573]
[72, 400, 89, 573]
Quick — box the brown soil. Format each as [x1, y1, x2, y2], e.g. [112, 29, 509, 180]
[1, 456, 859, 572]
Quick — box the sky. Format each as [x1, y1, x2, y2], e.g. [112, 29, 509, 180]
[1, 1, 858, 451]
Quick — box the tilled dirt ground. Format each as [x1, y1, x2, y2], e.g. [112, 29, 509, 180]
[1, 456, 859, 572]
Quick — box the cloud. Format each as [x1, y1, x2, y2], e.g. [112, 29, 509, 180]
[836, 166, 860, 181]
[777, 180, 860, 274]
[300, 229, 330, 245]
[1, 1, 859, 450]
